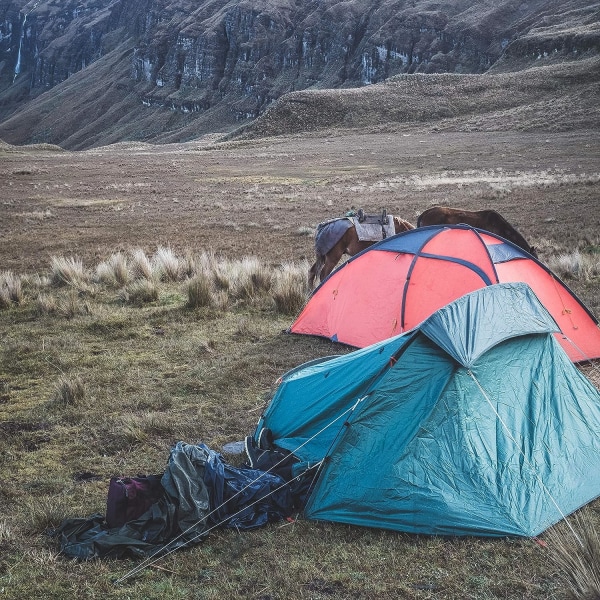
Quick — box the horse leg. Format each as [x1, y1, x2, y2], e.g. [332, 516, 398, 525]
[308, 255, 324, 288]
[320, 246, 345, 282]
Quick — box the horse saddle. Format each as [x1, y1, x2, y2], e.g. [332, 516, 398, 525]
[356, 208, 388, 225]
[353, 209, 394, 242]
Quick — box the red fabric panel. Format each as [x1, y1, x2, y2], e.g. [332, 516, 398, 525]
[422, 229, 499, 285]
[496, 260, 600, 361]
[403, 258, 487, 331]
[399, 229, 499, 331]
[290, 252, 412, 347]
[291, 226, 600, 362]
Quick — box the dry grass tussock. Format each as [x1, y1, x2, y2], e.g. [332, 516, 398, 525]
[186, 254, 308, 310]
[57, 289, 93, 318]
[23, 496, 73, 534]
[94, 247, 240, 289]
[0, 270, 23, 307]
[186, 271, 214, 308]
[273, 261, 310, 315]
[120, 411, 182, 445]
[95, 252, 130, 287]
[118, 278, 160, 305]
[545, 509, 600, 600]
[547, 251, 600, 282]
[153, 246, 186, 281]
[34, 288, 91, 318]
[0, 519, 14, 543]
[3, 246, 599, 316]
[35, 292, 57, 316]
[2, 248, 313, 313]
[51, 375, 85, 407]
[220, 256, 273, 300]
[50, 256, 89, 288]
[130, 248, 154, 280]
[94, 247, 196, 288]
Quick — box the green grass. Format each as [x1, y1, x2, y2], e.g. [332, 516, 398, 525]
[1, 252, 599, 599]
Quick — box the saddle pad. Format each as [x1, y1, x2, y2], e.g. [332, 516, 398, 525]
[352, 215, 395, 242]
[315, 218, 354, 256]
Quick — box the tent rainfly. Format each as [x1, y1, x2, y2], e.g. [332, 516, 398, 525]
[256, 283, 600, 537]
[290, 224, 600, 362]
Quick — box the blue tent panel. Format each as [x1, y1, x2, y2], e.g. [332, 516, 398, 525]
[305, 333, 600, 536]
[419, 282, 560, 367]
[255, 333, 415, 463]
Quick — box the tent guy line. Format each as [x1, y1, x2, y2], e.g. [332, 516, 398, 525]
[115, 462, 323, 585]
[113, 400, 366, 584]
[560, 333, 600, 372]
[467, 370, 583, 547]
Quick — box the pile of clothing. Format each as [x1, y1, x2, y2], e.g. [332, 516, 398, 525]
[53, 439, 308, 559]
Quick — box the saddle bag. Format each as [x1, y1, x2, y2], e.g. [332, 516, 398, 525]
[105, 474, 164, 529]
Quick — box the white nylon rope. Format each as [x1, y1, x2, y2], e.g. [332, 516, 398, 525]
[116, 461, 324, 584]
[115, 395, 368, 584]
[559, 332, 599, 369]
[467, 370, 584, 547]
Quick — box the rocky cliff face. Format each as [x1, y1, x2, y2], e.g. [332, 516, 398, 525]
[0, 0, 598, 147]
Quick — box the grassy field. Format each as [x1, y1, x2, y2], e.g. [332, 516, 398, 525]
[1, 128, 600, 598]
[1, 244, 599, 600]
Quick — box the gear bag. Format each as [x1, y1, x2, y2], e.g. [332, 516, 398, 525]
[105, 475, 164, 529]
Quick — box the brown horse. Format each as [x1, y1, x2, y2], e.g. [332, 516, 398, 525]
[308, 216, 415, 287]
[416, 206, 537, 258]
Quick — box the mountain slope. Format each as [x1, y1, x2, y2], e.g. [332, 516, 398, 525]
[0, 0, 598, 148]
[233, 56, 600, 139]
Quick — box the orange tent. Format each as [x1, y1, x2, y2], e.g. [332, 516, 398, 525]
[291, 225, 600, 362]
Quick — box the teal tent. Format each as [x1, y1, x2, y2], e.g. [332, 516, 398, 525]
[254, 283, 600, 537]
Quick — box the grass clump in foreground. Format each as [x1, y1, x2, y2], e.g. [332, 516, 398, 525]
[0, 248, 599, 599]
[50, 375, 86, 407]
[546, 509, 600, 600]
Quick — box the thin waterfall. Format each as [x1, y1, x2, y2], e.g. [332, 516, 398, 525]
[13, 12, 27, 83]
